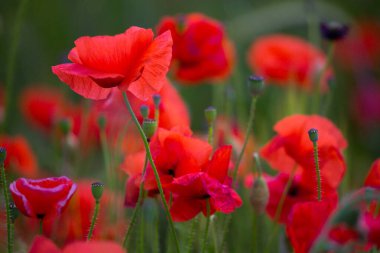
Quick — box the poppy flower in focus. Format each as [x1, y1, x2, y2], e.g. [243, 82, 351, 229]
[29, 235, 125, 253]
[157, 13, 234, 83]
[52, 26, 172, 101]
[0, 135, 38, 177]
[286, 197, 337, 253]
[247, 35, 331, 91]
[260, 114, 347, 194]
[143, 126, 212, 191]
[10, 177, 77, 220]
[168, 145, 242, 221]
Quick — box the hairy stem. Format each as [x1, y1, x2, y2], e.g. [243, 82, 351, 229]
[87, 201, 100, 241]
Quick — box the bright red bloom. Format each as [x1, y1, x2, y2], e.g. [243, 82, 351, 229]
[10, 177, 77, 219]
[52, 26, 172, 101]
[144, 126, 212, 191]
[29, 236, 124, 253]
[157, 13, 234, 83]
[364, 159, 380, 188]
[168, 146, 242, 221]
[247, 35, 331, 90]
[0, 135, 38, 177]
[261, 114, 347, 194]
[286, 198, 337, 253]
[265, 173, 338, 223]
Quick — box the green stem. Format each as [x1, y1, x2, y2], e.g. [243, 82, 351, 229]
[123, 155, 148, 248]
[139, 208, 144, 253]
[263, 166, 297, 253]
[312, 141, 322, 201]
[232, 97, 258, 181]
[2, 0, 30, 133]
[312, 43, 335, 113]
[375, 202, 380, 218]
[211, 218, 219, 253]
[122, 92, 180, 253]
[185, 215, 200, 253]
[1, 161, 12, 253]
[87, 201, 100, 241]
[208, 125, 214, 148]
[201, 200, 211, 253]
[100, 128, 113, 191]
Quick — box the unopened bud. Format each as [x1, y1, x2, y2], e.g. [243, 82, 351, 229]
[142, 119, 158, 141]
[57, 118, 72, 136]
[308, 128, 319, 142]
[140, 105, 149, 119]
[250, 177, 269, 214]
[248, 75, 265, 96]
[91, 182, 104, 202]
[0, 147, 6, 164]
[97, 115, 106, 129]
[153, 94, 161, 109]
[9, 202, 19, 223]
[204, 106, 217, 126]
[320, 21, 349, 41]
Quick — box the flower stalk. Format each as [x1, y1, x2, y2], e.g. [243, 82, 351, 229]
[309, 128, 322, 201]
[122, 92, 181, 253]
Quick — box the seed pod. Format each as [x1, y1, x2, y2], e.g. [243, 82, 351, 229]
[250, 176, 269, 214]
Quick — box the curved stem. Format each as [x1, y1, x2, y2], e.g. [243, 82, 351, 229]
[123, 154, 148, 248]
[122, 92, 181, 253]
[87, 201, 100, 240]
[232, 97, 258, 181]
[312, 141, 322, 201]
[1, 161, 12, 253]
[201, 200, 211, 253]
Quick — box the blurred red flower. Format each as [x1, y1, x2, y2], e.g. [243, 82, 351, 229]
[286, 198, 337, 253]
[0, 135, 38, 177]
[10, 176, 77, 220]
[168, 145, 242, 221]
[52, 26, 172, 101]
[247, 35, 331, 90]
[157, 13, 234, 83]
[261, 114, 347, 194]
[29, 235, 124, 253]
[364, 159, 380, 188]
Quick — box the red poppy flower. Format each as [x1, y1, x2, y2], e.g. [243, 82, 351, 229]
[52, 26, 172, 101]
[168, 145, 242, 221]
[0, 135, 38, 177]
[29, 235, 124, 253]
[363, 202, 380, 248]
[364, 159, 380, 188]
[247, 35, 331, 90]
[286, 198, 337, 253]
[260, 114, 347, 193]
[10, 177, 77, 219]
[265, 173, 338, 223]
[157, 13, 234, 83]
[143, 126, 213, 191]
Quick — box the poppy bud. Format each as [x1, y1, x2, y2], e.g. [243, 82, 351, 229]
[142, 119, 158, 141]
[250, 176, 269, 214]
[204, 106, 217, 125]
[140, 105, 149, 119]
[57, 118, 72, 136]
[9, 202, 19, 223]
[97, 115, 106, 129]
[248, 75, 265, 96]
[91, 182, 104, 203]
[308, 128, 319, 142]
[153, 94, 161, 109]
[320, 21, 349, 41]
[0, 147, 6, 164]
